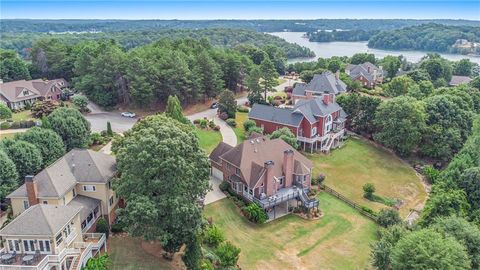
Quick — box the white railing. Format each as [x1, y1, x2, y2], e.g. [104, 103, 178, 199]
[65, 230, 78, 246]
[0, 246, 82, 270]
[75, 242, 93, 270]
[82, 233, 106, 250]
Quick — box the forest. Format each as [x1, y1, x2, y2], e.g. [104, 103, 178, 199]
[368, 23, 480, 53]
[307, 29, 377, 42]
[0, 28, 314, 59]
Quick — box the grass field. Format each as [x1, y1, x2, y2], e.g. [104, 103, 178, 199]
[0, 133, 16, 140]
[233, 112, 248, 144]
[10, 110, 34, 121]
[196, 128, 222, 154]
[203, 192, 377, 270]
[306, 137, 427, 217]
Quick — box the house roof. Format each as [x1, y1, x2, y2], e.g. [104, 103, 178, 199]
[216, 137, 312, 188]
[304, 72, 347, 95]
[0, 204, 81, 237]
[294, 98, 343, 119]
[68, 195, 101, 222]
[292, 83, 307, 96]
[209, 142, 234, 164]
[346, 62, 384, 82]
[449, 75, 473, 86]
[0, 79, 65, 103]
[8, 149, 116, 199]
[249, 103, 304, 127]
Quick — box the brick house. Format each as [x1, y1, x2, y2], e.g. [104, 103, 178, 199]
[0, 78, 68, 110]
[7, 149, 120, 233]
[209, 137, 319, 220]
[292, 71, 347, 104]
[345, 62, 384, 88]
[249, 94, 347, 153]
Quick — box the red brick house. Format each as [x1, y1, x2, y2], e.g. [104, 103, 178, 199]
[249, 94, 347, 152]
[209, 137, 319, 220]
[345, 62, 384, 89]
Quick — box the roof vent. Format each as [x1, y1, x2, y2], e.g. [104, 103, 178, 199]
[250, 140, 254, 144]
[255, 139, 260, 143]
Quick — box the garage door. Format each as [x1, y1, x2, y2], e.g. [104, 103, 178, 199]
[211, 167, 223, 180]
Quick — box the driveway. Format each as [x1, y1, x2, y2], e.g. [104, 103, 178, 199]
[85, 102, 137, 133]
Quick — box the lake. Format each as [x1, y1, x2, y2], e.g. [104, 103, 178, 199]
[270, 32, 480, 64]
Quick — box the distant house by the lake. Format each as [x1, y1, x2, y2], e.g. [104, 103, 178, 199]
[345, 62, 384, 89]
[291, 71, 347, 104]
[449, 75, 473, 86]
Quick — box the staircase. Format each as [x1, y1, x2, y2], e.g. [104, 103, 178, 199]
[299, 189, 319, 208]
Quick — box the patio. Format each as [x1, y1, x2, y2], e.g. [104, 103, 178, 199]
[0, 251, 47, 268]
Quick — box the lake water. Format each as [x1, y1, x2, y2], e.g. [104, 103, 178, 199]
[270, 32, 480, 64]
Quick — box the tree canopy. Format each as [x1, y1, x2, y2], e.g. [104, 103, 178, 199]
[15, 127, 66, 166]
[47, 107, 91, 151]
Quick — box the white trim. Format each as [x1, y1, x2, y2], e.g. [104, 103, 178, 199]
[248, 116, 300, 128]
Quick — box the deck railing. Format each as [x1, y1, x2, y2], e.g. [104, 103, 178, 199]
[254, 189, 301, 208]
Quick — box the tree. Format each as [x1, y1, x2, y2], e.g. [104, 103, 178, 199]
[1, 139, 42, 181]
[47, 107, 91, 151]
[115, 115, 209, 256]
[362, 183, 375, 199]
[195, 50, 224, 99]
[371, 225, 408, 270]
[182, 235, 202, 270]
[390, 229, 470, 270]
[31, 100, 59, 118]
[106, 122, 113, 137]
[0, 49, 31, 82]
[71, 95, 89, 112]
[327, 59, 342, 72]
[470, 76, 480, 90]
[420, 188, 470, 226]
[0, 103, 12, 120]
[350, 53, 376, 65]
[453, 59, 474, 76]
[377, 209, 402, 228]
[218, 90, 237, 119]
[380, 56, 401, 79]
[246, 66, 265, 105]
[84, 254, 111, 270]
[165, 95, 190, 125]
[15, 127, 66, 166]
[269, 127, 299, 149]
[406, 69, 431, 82]
[337, 93, 381, 134]
[459, 167, 480, 210]
[259, 57, 278, 100]
[95, 217, 110, 238]
[374, 96, 427, 156]
[0, 150, 18, 202]
[420, 57, 452, 82]
[432, 216, 480, 269]
[216, 242, 241, 268]
[407, 80, 434, 99]
[384, 76, 416, 97]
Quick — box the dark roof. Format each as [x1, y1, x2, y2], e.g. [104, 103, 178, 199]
[449, 75, 473, 86]
[8, 149, 116, 199]
[249, 103, 304, 127]
[209, 142, 234, 164]
[303, 72, 347, 95]
[292, 83, 307, 96]
[346, 62, 384, 82]
[293, 98, 343, 119]
[68, 195, 101, 222]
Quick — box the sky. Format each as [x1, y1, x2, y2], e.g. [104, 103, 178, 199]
[1, 0, 479, 20]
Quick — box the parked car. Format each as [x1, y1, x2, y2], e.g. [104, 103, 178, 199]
[210, 102, 219, 109]
[121, 112, 136, 118]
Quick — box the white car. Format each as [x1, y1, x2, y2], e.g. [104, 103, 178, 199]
[121, 112, 136, 118]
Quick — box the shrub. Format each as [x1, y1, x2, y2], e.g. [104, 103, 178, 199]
[31, 100, 59, 118]
[216, 242, 241, 268]
[243, 203, 268, 224]
[243, 120, 256, 132]
[193, 119, 201, 124]
[225, 118, 236, 127]
[0, 104, 12, 119]
[203, 225, 225, 247]
[237, 106, 249, 113]
[363, 183, 376, 199]
[360, 205, 377, 217]
[200, 259, 215, 270]
[377, 208, 402, 228]
[423, 165, 440, 184]
[311, 174, 325, 186]
[95, 218, 109, 238]
[199, 119, 208, 129]
[219, 181, 230, 192]
[89, 133, 104, 145]
[208, 120, 216, 129]
[110, 222, 125, 233]
[219, 112, 229, 120]
[213, 125, 220, 131]
[9, 120, 36, 129]
[247, 126, 263, 136]
[0, 122, 10, 130]
[72, 95, 89, 112]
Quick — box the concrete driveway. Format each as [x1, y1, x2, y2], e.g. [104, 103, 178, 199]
[85, 102, 137, 133]
[204, 176, 227, 205]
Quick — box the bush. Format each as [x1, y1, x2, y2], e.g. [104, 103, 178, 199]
[106, 122, 113, 137]
[193, 119, 201, 124]
[243, 203, 268, 224]
[237, 106, 249, 113]
[226, 118, 236, 127]
[89, 132, 105, 146]
[311, 174, 325, 186]
[110, 222, 125, 233]
[0, 122, 11, 130]
[363, 183, 376, 199]
[423, 165, 440, 184]
[216, 242, 241, 268]
[243, 120, 256, 132]
[219, 112, 229, 120]
[377, 208, 402, 228]
[72, 95, 89, 111]
[200, 259, 214, 270]
[95, 218, 110, 238]
[208, 120, 216, 129]
[199, 119, 208, 129]
[247, 126, 263, 136]
[203, 225, 225, 247]
[219, 181, 230, 192]
[360, 206, 377, 217]
[213, 125, 220, 131]
[9, 120, 36, 129]
[0, 104, 12, 119]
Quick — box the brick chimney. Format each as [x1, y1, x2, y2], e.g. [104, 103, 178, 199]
[335, 70, 340, 80]
[25, 175, 39, 207]
[264, 161, 275, 197]
[322, 93, 330, 105]
[367, 66, 371, 73]
[283, 150, 294, 187]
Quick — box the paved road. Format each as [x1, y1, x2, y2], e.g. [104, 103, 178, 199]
[85, 102, 137, 133]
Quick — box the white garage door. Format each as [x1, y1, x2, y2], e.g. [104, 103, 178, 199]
[211, 167, 223, 180]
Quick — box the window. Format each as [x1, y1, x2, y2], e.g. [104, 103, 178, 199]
[62, 197, 66, 205]
[72, 188, 76, 197]
[63, 224, 71, 238]
[8, 240, 20, 252]
[81, 221, 87, 230]
[23, 240, 35, 252]
[87, 213, 93, 223]
[279, 177, 284, 186]
[235, 168, 241, 176]
[22, 89, 29, 96]
[43, 200, 48, 204]
[108, 181, 112, 189]
[83, 185, 96, 192]
[39, 240, 51, 252]
[325, 114, 333, 133]
[55, 234, 63, 245]
[311, 127, 317, 136]
[23, 200, 29, 210]
[109, 196, 114, 206]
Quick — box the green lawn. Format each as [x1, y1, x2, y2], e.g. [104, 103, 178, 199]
[10, 110, 34, 121]
[204, 192, 377, 270]
[233, 112, 248, 144]
[196, 128, 222, 154]
[306, 137, 427, 217]
[0, 133, 16, 140]
[109, 236, 174, 270]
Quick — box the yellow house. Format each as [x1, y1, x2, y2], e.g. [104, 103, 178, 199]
[0, 204, 106, 270]
[7, 149, 119, 233]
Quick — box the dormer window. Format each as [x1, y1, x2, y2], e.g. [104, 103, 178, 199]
[22, 89, 29, 96]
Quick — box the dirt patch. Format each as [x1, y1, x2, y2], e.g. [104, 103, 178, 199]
[140, 240, 186, 270]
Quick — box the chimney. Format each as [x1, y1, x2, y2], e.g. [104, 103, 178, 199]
[305, 91, 313, 100]
[25, 175, 39, 207]
[283, 150, 294, 187]
[264, 161, 275, 197]
[322, 93, 330, 105]
[367, 66, 371, 73]
[335, 70, 340, 80]
[330, 93, 336, 104]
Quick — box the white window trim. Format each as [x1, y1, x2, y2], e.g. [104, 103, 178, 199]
[83, 185, 96, 192]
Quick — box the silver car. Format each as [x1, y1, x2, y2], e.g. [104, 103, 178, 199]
[121, 112, 136, 118]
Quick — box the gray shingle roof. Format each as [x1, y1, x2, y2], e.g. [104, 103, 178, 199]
[8, 149, 116, 199]
[0, 79, 65, 103]
[449, 75, 473, 86]
[303, 72, 347, 95]
[294, 98, 343, 118]
[292, 83, 307, 96]
[249, 103, 304, 127]
[68, 195, 101, 222]
[0, 204, 81, 236]
[346, 62, 384, 83]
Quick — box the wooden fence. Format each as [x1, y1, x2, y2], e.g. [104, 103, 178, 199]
[321, 184, 378, 222]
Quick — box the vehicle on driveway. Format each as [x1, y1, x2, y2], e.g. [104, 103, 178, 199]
[121, 112, 136, 118]
[210, 102, 219, 109]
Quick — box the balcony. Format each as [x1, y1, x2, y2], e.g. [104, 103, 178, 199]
[254, 186, 302, 209]
[82, 233, 106, 251]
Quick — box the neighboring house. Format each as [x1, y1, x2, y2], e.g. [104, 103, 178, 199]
[7, 149, 119, 234]
[449, 75, 473, 86]
[345, 62, 384, 88]
[0, 78, 68, 110]
[0, 204, 106, 270]
[292, 71, 347, 104]
[249, 94, 347, 152]
[209, 137, 319, 220]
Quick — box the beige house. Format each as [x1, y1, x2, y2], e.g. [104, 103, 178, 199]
[7, 149, 119, 233]
[0, 204, 106, 270]
[0, 79, 67, 110]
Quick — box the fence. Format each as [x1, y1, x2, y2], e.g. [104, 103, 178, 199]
[320, 184, 378, 222]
